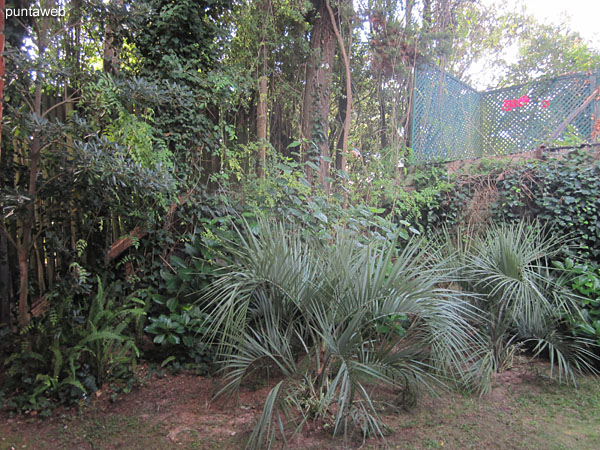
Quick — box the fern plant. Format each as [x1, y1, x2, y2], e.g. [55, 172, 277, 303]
[80, 277, 144, 387]
[2, 296, 86, 413]
[1, 278, 143, 414]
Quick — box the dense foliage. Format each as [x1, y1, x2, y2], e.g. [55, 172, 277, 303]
[493, 151, 600, 263]
[1, 0, 600, 447]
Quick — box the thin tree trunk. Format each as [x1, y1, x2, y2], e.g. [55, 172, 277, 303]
[18, 80, 42, 326]
[405, 0, 413, 27]
[256, 0, 270, 178]
[236, 106, 250, 174]
[0, 233, 10, 326]
[378, 76, 388, 150]
[46, 246, 55, 289]
[335, 81, 347, 171]
[16, 9, 50, 326]
[34, 238, 46, 294]
[0, 3, 10, 320]
[403, 66, 416, 149]
[326, 0, 351, 177]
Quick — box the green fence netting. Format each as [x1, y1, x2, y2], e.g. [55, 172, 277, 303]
[411, 65, 600, 163]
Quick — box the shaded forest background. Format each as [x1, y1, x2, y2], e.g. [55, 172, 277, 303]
[1, 0, 599, 366]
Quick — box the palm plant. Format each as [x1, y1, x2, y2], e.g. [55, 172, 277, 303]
[200, 221, 488, 449]
[443, 221, 598, 383]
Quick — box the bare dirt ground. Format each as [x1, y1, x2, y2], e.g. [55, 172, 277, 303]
[2, 361, 599, 449]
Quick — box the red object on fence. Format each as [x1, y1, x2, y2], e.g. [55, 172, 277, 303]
[502, 95, 530, 112]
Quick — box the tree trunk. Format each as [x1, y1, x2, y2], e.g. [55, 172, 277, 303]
[326, 0, 351, 177]
[378, 76, 388, 150]
[301, 0, 336, 193]
[18, 81, 42, 326]
[405, 0, 413, 27]
[256, 0, 270, 178]
[423, 0, 432, 31]
[16, 9, 49, 326]
[103, 0, 123, 75]
[403, 66, 416, 149]
[0, 232, 10, 326]
[335, 81, 347, 171]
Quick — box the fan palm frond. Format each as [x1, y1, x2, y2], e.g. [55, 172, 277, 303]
[200, 220, 489, 449]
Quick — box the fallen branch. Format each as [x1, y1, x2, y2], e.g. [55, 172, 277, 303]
[547, 86, 600, 144]
[105, 189, 195, 263]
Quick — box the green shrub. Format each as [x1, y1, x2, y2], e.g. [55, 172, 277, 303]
[1, 279, 142, 415]
[554, 258, 600, 347]
[493, 151, 600, 263]
[422, 152, 600, 267]
[141, 229, 220, 372]
[144, 298, 213, 373]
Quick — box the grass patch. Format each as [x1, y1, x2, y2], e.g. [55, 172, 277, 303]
[1, 371, 599, 449]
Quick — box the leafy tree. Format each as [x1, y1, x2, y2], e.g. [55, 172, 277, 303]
[300, 0, 338, 192]
[0, 0, 177, 326]
[456, 3, 600, 88]
[133, 0, 231, 78]
[497, 19, 600, 87]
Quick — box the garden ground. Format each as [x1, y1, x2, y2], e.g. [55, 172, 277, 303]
[1, 359, 599, 450]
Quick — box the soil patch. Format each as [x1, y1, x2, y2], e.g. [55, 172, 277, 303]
[2, 362, 599, 449]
